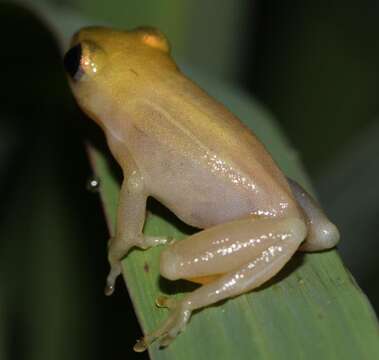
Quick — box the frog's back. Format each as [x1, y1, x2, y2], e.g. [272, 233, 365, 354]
[120, 71, 298, 228]
[171, 75, 287, 185]
[153, 73, 294, 202]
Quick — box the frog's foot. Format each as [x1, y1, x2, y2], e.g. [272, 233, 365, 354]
[133, 298, 192, 352]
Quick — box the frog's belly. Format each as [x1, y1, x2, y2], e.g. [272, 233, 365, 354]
[144, 160, 257, 229]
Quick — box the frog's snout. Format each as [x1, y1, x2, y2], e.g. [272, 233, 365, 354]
[63, 43, 83, 81]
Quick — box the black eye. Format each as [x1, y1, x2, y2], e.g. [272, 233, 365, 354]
[63, 44, 83, 80]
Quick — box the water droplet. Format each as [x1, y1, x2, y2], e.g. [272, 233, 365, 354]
[86, 176, 100, 192]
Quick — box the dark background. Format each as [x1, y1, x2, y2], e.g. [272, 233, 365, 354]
[1, 1, 378, 359]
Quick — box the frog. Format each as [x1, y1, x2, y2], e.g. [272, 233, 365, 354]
[63, 26, 340, 352]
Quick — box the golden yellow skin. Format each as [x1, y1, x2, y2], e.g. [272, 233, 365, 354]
[64, 26, 340, 351]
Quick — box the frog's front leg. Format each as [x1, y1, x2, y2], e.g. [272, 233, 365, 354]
[105, 169, 168, 295]
[134, 217, 307, 351]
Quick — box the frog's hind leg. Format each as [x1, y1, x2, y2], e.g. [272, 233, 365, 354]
[287, 178, 340, 251]
[134, 216, 307, 351]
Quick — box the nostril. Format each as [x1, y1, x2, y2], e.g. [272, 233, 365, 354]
[63, 43, 82, 80]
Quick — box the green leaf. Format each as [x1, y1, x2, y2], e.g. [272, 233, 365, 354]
[88, 78, 379, 359]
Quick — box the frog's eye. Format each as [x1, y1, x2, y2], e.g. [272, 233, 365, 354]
[64, 41, 105, 81]
[63, 43, 84, 81]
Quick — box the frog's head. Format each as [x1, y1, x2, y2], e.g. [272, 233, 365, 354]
[63, 26, 175, 126]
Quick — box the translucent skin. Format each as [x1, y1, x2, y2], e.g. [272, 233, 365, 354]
[64, 26, 340, 351]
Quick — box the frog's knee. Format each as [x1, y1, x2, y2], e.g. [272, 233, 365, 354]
[300, 220, 340, 251]
[319, 221, 340, 248]
[160, 247, 182, 280]
[287, 177, 340, 252]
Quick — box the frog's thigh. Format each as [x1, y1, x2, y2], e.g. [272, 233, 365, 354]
[160, 217, 307, 285]
[287, 177, 340, 251]
[179, 217, 306, 310]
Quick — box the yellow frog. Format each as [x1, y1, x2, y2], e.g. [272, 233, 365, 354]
[63, 26, 339, 351]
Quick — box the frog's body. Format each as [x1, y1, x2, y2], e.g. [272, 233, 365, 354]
[64, 26, 340, 351]
[117, 95, 298, 229]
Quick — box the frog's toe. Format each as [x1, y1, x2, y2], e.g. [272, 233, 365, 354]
[133, 337, 149, 352]
[133, 332, 160, 352]
[104, 262, 122, 296]
[155, 295, 176, 309]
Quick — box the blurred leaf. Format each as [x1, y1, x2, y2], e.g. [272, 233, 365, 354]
[24, 0, 250, 81]
[251, 1, 379, 172]
[317, 120, 379, 308]
[0, 4, 140, 360]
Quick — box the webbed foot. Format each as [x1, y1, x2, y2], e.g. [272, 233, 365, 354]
[133, 297, 191, 352]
